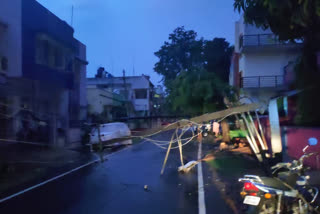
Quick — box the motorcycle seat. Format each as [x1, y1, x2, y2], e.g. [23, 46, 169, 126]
[259, 177, 292, 191]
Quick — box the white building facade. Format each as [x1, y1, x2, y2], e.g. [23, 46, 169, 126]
[230, 16, 302, 156]
[231, 15, 301, 104]
[87, 75, 154, 117]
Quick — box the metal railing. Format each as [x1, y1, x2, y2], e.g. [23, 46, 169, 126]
[240, 76, 284, 88]
[239, 34, 297, 49]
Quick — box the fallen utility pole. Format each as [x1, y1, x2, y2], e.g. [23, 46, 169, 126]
[99, 103, 262, 146]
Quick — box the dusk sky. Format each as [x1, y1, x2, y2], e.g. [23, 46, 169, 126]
[37, 0, 239, 85]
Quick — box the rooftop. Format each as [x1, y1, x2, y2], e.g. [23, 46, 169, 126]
[87, 75, 150, 80]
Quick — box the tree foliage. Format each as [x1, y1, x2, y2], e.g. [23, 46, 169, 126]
[169, 67, 233, 115]
[234, 0, 320, 125]
[154, 27, 234, 116]
[154, 27, 204, 90]
[234, 0, 320, 41]
[204, 38, 234, 82]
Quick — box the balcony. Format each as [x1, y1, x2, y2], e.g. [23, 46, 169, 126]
[241, 76, 285, 88]
[239, 34, 301, 52]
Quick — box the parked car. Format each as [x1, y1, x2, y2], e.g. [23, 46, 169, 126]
[89, 122, 132, 147]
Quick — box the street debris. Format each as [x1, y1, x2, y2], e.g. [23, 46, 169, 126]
[178, 160, 199, 173]
[93, 103, 264, 175]
[219, 142, 228, 151]
[178, 153, 216, 173]
[201, 153, 215, 162]
[160, 125, 200, 175]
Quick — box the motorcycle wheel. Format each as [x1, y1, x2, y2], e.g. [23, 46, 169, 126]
[245, 201, 276, 214]
[259, 201, 276, 214]
[290, 201, 309, 214]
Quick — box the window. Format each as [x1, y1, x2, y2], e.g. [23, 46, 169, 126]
[35, 39, 42, 64]
[54, 47, 64, 69]
[135, 89, 147, 99]
[35, 39, 49, 65]
[48, 42, 55, 67]
[35, 36, 67, 70]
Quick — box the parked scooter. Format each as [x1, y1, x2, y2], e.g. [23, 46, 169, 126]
[239, 138, 319, 214]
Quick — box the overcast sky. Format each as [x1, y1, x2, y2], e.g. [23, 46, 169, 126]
[37, 0, 239, 85]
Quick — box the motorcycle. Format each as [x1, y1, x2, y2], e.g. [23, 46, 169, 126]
[239, 138, 319, 214]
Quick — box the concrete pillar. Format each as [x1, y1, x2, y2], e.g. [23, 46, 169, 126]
[58, 90, 69, 147]
[11, 96, 21, 138]
[49, 115, 57, 146]
[268, 99, 282, 156]
[49, 90, 69, 147]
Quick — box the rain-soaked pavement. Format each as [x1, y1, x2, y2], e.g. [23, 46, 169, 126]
[0, 132, 233, 214]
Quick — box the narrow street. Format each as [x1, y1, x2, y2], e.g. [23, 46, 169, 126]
[0, 133, 233, 214]
[1, 0, 320, 214]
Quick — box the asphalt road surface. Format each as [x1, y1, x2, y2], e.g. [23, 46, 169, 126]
[0, 133, 233, 214]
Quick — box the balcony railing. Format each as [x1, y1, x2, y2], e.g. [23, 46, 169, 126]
[239, 34, 300, 50]
[241, 76, 284, 88]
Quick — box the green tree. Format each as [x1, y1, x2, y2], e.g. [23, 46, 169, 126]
[170, 67, 233, 116]
[154, 27, 204, 91]
[154, 27, 234, 115]
[234, 0, 320, 125]
[204, 38, 234, 82]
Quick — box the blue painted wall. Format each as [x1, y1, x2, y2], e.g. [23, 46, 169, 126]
[21, 0, 74, 89]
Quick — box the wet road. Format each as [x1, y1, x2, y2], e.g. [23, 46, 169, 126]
[0, 135, 232, 214]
